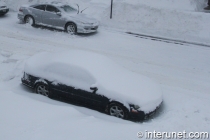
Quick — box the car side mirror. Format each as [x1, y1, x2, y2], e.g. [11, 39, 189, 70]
[90, 87, 98, 93]
[56, 12, 61, 16]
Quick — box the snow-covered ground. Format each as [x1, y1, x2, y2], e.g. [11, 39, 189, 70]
[3, 0, 210, 44]
[0, 0, 210, 139]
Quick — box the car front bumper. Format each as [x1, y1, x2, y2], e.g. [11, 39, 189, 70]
[129, 102, 162, 121]
[77, 23, 99, 34]
[0, 8, 9, 15]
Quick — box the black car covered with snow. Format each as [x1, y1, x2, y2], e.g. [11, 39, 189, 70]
[22, 51, 162, 121]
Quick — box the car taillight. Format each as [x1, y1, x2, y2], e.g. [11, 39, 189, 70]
[19, 8, 23, 12]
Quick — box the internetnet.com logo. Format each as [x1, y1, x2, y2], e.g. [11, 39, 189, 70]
[137, 130, 209, 139]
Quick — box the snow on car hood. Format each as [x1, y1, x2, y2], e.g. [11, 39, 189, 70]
[62, 12, 98, 24]
[74, 13, 98, 23]
[24, 50, 162, 113]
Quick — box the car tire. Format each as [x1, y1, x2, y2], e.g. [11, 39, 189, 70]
[66, 23, 77, 35]
[24, 15, 35, 26]
[108, 102, 129, 119]
[35, 83, 50, 97]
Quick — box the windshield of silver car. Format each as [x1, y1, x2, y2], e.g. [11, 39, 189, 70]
[60, 5, 77, 13]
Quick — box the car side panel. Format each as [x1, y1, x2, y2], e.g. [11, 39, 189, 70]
[55, 17, 67, 29]
[71, 88, 108, 109]
[22, 73, 110, 111]
[20, 7, 41, 24]
[29, 7, 44, 24]
[50, 83, 73, 99]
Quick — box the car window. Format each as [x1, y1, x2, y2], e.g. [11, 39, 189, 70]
[33, 5, 46, 11]
[46, 5, 60, 13]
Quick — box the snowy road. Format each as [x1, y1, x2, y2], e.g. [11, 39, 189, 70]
[0, 12, 210, 140]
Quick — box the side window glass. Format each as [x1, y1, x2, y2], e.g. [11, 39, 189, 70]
[46, 5, 59, 13]
[34, 5, 46, 11]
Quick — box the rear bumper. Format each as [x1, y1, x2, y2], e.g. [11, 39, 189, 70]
[0, 8, 9, 15]
[17, 13, 24, 21]
[21, 78, 34, 89]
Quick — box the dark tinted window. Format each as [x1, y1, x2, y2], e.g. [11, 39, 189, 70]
[34, 5, 46, 11]
[46, 5, 59, 13]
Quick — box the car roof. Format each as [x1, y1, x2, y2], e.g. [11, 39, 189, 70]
[31, 1, 67, 7]
[30, 1, 77, 10]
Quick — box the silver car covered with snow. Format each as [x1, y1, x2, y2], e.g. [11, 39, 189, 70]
[17, 2, 99, 34]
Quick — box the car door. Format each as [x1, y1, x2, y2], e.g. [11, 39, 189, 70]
[42, 5, 61, 27]
[50, 83, 73, 100]
[84, 89, 109, 108]
[69, 85, 108, 108]
[31, 5, 46, 24]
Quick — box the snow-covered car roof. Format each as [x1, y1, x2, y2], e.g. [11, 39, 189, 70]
[24, 51, 162, 113]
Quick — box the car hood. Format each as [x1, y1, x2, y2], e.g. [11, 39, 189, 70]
[64, 13, 98, 24]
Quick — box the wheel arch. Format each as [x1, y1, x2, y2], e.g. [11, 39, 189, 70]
[34, 79, 48, 89]
[24, 14, 36, 26]
[24, 14, 34, 21]
[105, 100, 129, 113]
[65, 21, 77, 32]
[106, 100, 130, 119]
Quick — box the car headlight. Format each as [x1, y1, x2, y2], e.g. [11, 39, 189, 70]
[79, 21, 92, 26]
[134, 105, 140, 110]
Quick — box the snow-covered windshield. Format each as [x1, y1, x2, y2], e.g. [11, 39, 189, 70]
[60, 5, 77, 13]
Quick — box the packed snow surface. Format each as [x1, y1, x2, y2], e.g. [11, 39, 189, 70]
[25, 51, 163, 112]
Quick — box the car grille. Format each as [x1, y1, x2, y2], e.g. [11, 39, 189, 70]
[84, 26, 98, 30]
[91, 26, 98, 30]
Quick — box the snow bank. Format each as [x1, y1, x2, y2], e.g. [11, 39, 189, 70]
[102, 2, 200, 40]
[100, 0, 210, 43]
[24, 51, 162, 113]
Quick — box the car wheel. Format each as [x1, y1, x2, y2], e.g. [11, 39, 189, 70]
[66, 23, 77, 35]
[25, 15, 35, 26]
[35, 84, 49, 97]
[108, 102, 128, 119]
